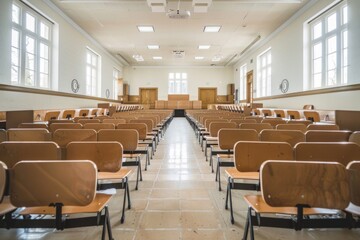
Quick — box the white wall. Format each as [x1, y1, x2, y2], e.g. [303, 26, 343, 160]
[123, 66, 233, 100]
[0, 0, 122, 111]
[233, 0, 360, 110]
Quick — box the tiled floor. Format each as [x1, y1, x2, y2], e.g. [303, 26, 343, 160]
[1, 118, 360, 239]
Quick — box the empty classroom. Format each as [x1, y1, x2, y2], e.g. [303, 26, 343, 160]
[1, 0, 360, 239]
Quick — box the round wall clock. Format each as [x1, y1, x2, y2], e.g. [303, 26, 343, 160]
[280, 79, 289, 93]
[71, 79, 80, 93]
[105, 89, 110, 99]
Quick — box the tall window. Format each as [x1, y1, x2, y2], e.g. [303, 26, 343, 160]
[113, 68, 121, 100]
[86, 48, 100, 96]
[309, 1, 348, 89]
[11, 0, 52, 88]
[168, 72, 188, 94]
[239, 64, 247, 100]
[256, 49, 271, 97]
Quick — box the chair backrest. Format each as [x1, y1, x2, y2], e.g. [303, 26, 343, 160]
[49, 123, 82, 132]
[103, 119, 127, 125]
[98, 129, 138, 151]
[229, 119, 256, 125]
[93, 116, 113, 122]
[44, 111, 61, 121]
[234, 141, 293, 172]
[10, 160, 96, 207]
[52, 129, 97, 148]
[205, 119, 227, 131]
[261, 118, 287, 128]
[273, 109, 286, 118]
[305, 130, 352, 142]
[48, 119, 75, 124]
[261, 160, 349, 209]
[0, 141, 60, 168]
[7, 128, 51, 141]
[90, 108, 99, 116]
[79, 109, 89, 117]
[130, 119, 154, 132]
[116, 123, 148, 140]
[286, 110, 301, 120]
[62, 110, 76, 119]
[218, 129, 259, 150]
[244, 116, 263, 123]
[66, 141, 123, 172]
[276, 124, 307, 133]
[349, 131, 360, 146]
[239, 123, 273, 133]
[77, 119, 101, 125]
[303, 111, 320, 122]
[209, 122, 237, 137]
[0, 161, 7, 203]
[347, 161, 360, 207]
[0, 129, 7, 143]
[307, 124, 340, 131]
[261, 109, 272, 117]
[18, 123, 48, 129]
[260, 129, 305, 147]
[295, 142, 360, 166]
[83, 123, 115, 131]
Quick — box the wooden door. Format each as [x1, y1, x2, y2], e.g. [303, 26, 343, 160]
[246, 70, 253, 104]
[198, 88, 217, 109]
[140, 88, 158, 109]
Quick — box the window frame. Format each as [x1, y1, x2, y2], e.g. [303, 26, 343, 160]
[256, 48, 272, 98]
[86, 48, 100, 96]
[168, 72, 188, 94]
[239, 64, 247, 101]
[113, 68, 121, 100]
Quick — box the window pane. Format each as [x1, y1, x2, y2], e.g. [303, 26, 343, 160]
[327, 53, 337, 70]
[342, 6, 348, 25]
[169, 73, 174, 79]
[314, 59, 322, 74]
[87, 53, 91, 64]
[26, 13, 35, 32]
[11, 29, 19, 47]
[40, 22, 49, 40]
[92, 55, 97, 66]
[25, 69, 35, 86]
[343, 30, 348, 48]
[343, 66, 348, 84]
[313, 73, 322, 88]
[327, 36, 337, 53]
[182, 73, 187, 79]
[313, 22, 322, 39]
[267, 52, 271, 64]
[40, 43, 49, 59]
[343, 48, 348, 66]
[40, 59, 49, 74]
[327, 13, 337, 32]
[313, 43, 322, 59]
[40, 73, 49, 88]
[181, 80, 187, 93]
[11, 47, 19, 66]
[25, 53, 35, 70]
[26, 36, 35, 54]
[175, 73, 180, 79]
[11, 66, 19, 84]
[327, 69, 336, 85]
[12, 4, 20, 24]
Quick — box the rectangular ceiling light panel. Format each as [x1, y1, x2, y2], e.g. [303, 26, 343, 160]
[193, 0, 212, 13]
[147, 0, 166, 12]
[204, 25, 221, 32]
[137, 25, 155, 32]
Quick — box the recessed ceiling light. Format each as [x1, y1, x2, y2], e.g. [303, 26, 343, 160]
[203, 26, 221, 33]
[212, 55, 222, 62]
[148, 45, 160, 49]
[195, 56, 204, 60]
[137, 25, 154, 32]
[198, 45, 211, 50]
[153, 56, 162, 60]
[133, 54, 144, 62]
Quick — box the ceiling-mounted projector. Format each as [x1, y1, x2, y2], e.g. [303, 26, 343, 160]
[167, 9, 191, 19]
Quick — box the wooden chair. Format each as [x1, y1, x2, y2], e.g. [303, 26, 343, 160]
[130, 119, 159, 145]
[260, 129, 305, 147]
[83, 123, 115, 131]
[225, 141, 293, 224]
[229, 119, 256, 125]
[276, 123, 307, 133]
[98, 129, 143, 190]
[52, 129, 97, 159]
[66, 142, 131, 223]
[286, 110, 301, 120]
[48, 119, 75, 124]
[307, 124, 340, 130]
[0, 141, 60, 168]
[261, 118, 286, 128]
[49, 123, 82, 132]
[18, 123, 48, 129]
[215, 129, 259, 191]
[0, 161, 16, 219]
[7, 128, 51, 141]
[295, 142, 360, 166]
[44, 111, 60, 121]
[346, 161, 360, 227]
[261, 109, 272, 117]
[77, 119, 101, 125]
[243, 160, 350, 240]
[273, 109, 286, 118]
[349, 131, 360, 146]
[303, 110, 320, 122]
[78, 109, 89, 117]
[94, 116, 113, 122]
[244, 116, 263, 123]
[305, 130, 352, 142]
[239, 123, 272, 133]
[61, 109, 76, 119]
[4, 160, 114, 240]
[0, 130, 6, 143]
[103, 118, 126, 125]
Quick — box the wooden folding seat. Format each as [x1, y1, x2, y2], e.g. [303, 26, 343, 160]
[273, 109, 286, 118]
[225, 141, 293, 224]
[66, 142, 131, 223]
[243, 161, 350, 240]
[349, 131, 360, 146]
[253, 109, 261, 116]
[130, 119, 159, 145]
[261, 109, 272, 117]
[103, 118, 126, 124]
[307, 123, 340, 130]
[200, 119, 227, 147]
[215, 129, 259, 191]
[52, 129, 97, 159]
[0, 130, 6, 143]
[77, 119, 101, 125]
[346, 161, 360, 227]
[90, 108, 99, 117]
[286, 110, 301, 120]
[303, 110, 320, 122]
[18, 123, 48, 129]
[287, 119, 312, 126]
[0, 141, 60, 168]
[260, 129, 305, 147]
[61, 109, 76, 119]
[276, 123, 307, 133]
[83, 123, 115, 131]
[48, 119, 75, 124]
[49, 123, 82, 132]
[7, 128, 51, 141]
[295, 142, 360, 166]
[98, 129, 143, 190]
[78, 109, 89, 117]
[244, 116, 263, 123]
[239, 123, 272, 133]
[261, 118, 286, 128]
[2, 160, 115, 240]
[305, 130, 352, 142]
[94, 116, 113, 122]
[44, 111, 60, 121]
[229, 119, 256, 126]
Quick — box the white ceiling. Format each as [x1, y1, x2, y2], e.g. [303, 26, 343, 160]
[51, 0, 310, 66]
